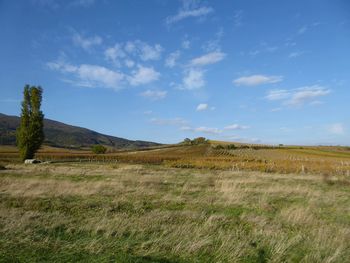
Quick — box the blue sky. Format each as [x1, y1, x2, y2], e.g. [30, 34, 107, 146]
[0, 0, 349, 145]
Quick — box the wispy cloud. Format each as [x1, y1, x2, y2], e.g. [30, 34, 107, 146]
[224, 124, 250, 130]
[265, 85, 331, 106]
[181, 126, 221, 135]
[298, 25, 308, 35]
[328, 123, 345, 135]
[150, 117, 188, 126]
[140, 90, 167, 100]
[166, 1, 213, 25]
[73, 33, 102, 51]
[190, 51, 226, 67]
[182, 39, 190, 49]
[70, 0, 95, 7]
[288, 51, 304, 58]
[233, 10, 243, 27]
[233, 74, 283, 86]
[165, 51, 181, 68]
[286, 86, 330, 106]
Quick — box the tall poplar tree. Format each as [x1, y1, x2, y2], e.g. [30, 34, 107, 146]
[16, 85, 45, 161]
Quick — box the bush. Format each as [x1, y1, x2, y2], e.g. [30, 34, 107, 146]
[92, 145, 107, 154]
[192, 137, 209, 145]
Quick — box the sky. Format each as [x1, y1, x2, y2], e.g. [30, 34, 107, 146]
[0, 0, 349, 145]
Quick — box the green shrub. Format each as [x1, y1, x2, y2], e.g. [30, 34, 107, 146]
[91, 145, 107, 154]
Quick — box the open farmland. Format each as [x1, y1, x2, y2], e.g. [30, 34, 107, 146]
[1, 143, 350, 177]
[0, 162, 350, 262]
[0, 144, 350, 262]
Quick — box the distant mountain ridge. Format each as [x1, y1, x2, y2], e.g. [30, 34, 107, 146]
[0, 113, 160, 149]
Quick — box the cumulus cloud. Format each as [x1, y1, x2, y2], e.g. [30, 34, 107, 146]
[72, 33, 102, 51]
[166, 2, 214, 25]
[48, 60, 160, 89]
[139, 42, 163, 61]
[265, 85, 331, 106]
[233, 74, 283, 86]
[165, 51, 181, 68]
[328, 123, 345, 135]
[196, 103, 208, 111]
[128, 65, 160, 86]
[140, 90, 167, 100]
[47, 61, 124, 90]
[104, 44, 126, 64]
[190, 51, 226, 67]
[224, 124, 250, 130]
[105, 40, 163, 64]
[182, 69, 205, 90]
[196, 103, 215, 111]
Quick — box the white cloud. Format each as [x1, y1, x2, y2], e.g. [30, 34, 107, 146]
[72, 33, 102, 51]
[286, 86, 330, 106]
[48, 61, 124, 90]
[125, 41, 136, 53]
[181, 126, 221, 135]
[165, 51, 181, 68]
[196, 103, 208, 111]
[48, 55, 161, 89]
[124, 59, 135, 68]
[265, 85, 331, 106]
[166, 5, 213, 25]
[190, 51, 226, 67]
[139, 43, 163, 61]
[182, 69, 205, 90]
[289, 51, 304, 58]
[104, 44, 126, 64]
[151, 117, 187, 126]
[224, 124, 250, 130]
[128, 65, 160, 86]
[329, 123, 345, 135]
[105, 40, 163, 63]
[233, 75, 283, 86]
[265, 89, 290, 101]
[140, 90, 167, 100]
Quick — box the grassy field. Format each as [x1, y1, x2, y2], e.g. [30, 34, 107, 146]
[0, 162, 350, 262]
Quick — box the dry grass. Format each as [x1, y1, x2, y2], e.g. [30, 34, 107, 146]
[0, 163, 349, 262]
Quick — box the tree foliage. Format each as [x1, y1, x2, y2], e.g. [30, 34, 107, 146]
[92, 145, 107, 154]
[16, 85, 45, 161]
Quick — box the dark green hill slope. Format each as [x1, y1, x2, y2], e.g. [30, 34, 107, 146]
[0, 113, 160, 149]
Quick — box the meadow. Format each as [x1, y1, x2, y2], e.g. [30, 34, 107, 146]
[0, 143, 350, 262]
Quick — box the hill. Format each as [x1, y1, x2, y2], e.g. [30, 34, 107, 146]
[0, 113, 160, 149]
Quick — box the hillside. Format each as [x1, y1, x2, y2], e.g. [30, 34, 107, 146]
[0, 113, 160, 149]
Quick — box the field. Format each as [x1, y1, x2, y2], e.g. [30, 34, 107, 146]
[0, 143, 350, 262]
